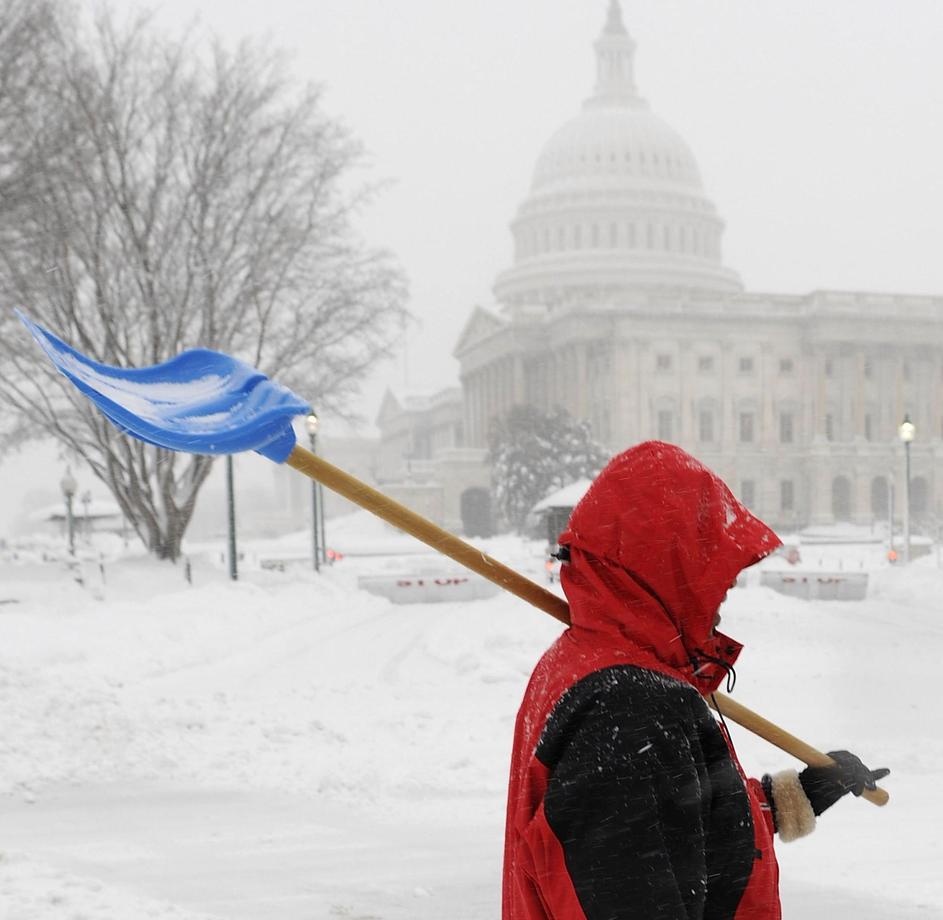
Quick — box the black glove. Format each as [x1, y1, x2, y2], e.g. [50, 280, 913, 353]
[799, 750, 890, 816]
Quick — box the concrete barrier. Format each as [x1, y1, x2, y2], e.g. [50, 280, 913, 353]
[357, 572, 501, 604]
[760, 570, 868, 601]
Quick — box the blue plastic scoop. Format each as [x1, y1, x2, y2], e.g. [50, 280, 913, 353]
[17, 310, 310, 462]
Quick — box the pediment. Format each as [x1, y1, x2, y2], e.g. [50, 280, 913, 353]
[452, 305, 507, 357]
[375, 388, 403, 427]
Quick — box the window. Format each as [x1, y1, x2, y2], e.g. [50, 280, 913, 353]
[825, 413, 835, 441]
[739, 357, 755, 374]
[698, 355, 715, 373]
[779, 358, 794, 375]
[864, 358, 873, 379]
[656, 354, 673, 373]
[780, 480, 795, 512]
[779, 412, 794, 444]
[596, 406, 612, 446]
[825, 358, 834, 378]
[903, 362, 912, 382]
[657, 410, 673, 441]
[741, 480, 756, 508]
[864, 414, 873, 441]
[698, 410, 714, 443]
[832, 476, 852, 521]
[739, 412, 755, 443]
[871, 477, 889, 516]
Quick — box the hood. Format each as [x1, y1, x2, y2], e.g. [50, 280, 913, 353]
[557, 441, 781, 693]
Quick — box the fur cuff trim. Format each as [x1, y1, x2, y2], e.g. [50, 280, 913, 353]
[770, 769, 816, 842]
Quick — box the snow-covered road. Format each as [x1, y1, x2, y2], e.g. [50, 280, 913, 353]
[2, 781, 499, 919]
[2, 779, 937, 920]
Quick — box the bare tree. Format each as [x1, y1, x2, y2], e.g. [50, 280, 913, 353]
[0, 1, 70, 279]
[0, 4, 409, 560]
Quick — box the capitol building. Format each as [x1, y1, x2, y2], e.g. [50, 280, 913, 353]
[377, 1, 943, 537]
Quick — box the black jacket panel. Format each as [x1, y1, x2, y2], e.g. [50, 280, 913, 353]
[536, 665, 755, 920]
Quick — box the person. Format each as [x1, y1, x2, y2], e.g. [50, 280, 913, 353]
[503, 441, 888, 920]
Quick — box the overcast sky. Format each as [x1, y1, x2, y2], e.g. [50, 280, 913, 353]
[3, 1, 942, 535]
[129, 1, 943, 415]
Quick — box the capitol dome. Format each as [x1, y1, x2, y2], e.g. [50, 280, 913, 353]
[494, 1, 742, 307]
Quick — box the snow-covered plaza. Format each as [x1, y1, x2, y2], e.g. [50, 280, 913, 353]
[1, 519, 941, 918]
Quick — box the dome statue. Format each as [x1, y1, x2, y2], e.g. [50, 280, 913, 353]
[494, 0, 742, 308]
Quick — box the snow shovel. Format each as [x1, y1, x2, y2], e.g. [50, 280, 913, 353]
[17, 312, 888, 807]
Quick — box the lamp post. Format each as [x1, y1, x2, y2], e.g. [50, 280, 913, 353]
[226, 454, 237, 581]
[80, 489, 92, 541]
[898, 414, 915, 565]
[319, 480, 327, 564]
[887, 473, 895, 562]
[60, 468, 77, 556]
[306, 413, 320, 572]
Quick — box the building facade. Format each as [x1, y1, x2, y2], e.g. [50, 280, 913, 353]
[375, 387, 491, 535]
[375, 1, 942, 535]
[450, 0, 943, 533]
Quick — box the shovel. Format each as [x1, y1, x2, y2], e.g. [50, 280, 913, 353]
[18, 312, 888, 807]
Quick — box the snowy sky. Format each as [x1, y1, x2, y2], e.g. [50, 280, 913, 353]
[141, 0, 943, 421]
[3, 1, 942, 534]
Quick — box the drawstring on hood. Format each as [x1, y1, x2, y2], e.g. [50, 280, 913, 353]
[692, 650, 738, 693]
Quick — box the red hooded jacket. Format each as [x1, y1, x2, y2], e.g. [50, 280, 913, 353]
[503, 442, 783, 920]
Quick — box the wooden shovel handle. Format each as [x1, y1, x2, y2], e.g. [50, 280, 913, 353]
[285, 445, 888, 808]
[286, 446, 570, 623]
[710, 692, 889, 806]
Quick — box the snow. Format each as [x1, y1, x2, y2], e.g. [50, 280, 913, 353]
[1, 530, 941, 918]
[531, 478, 593, 512]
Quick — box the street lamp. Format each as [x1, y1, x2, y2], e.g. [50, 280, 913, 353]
[306, 413, 320, 572]
[60, 467, 77, 556]
[898, 413, 915, 564]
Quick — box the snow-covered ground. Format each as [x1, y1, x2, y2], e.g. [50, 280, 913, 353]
[1, 520, 941, 918]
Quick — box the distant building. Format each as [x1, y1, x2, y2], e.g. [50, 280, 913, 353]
[375, 387, 490, 535]
[192, 432, 384, 540]
[272, 434, 383, 534]
[31, 499, 124, 538]
[387, 0, 943, 533]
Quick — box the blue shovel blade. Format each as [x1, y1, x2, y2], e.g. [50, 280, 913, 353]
[17, 311, 311, 462]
